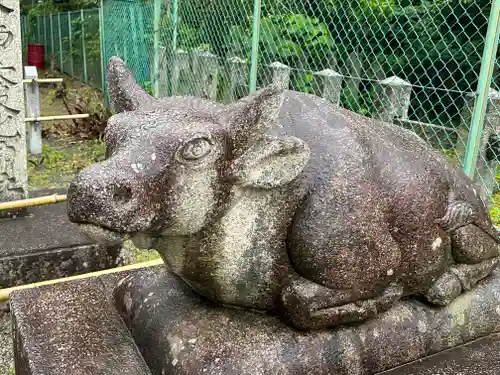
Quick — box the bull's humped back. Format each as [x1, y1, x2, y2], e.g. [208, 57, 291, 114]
[273, 91, 449, 176]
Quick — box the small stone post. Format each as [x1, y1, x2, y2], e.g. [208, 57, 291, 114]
[456, 88, 500, 203]
[313, 69, 343, 105]
[148, 46, 169, 97]
[192, 51, 219, 101]
[24, 66, 42, 155]
[374, 76, 412, 123]
[0, 0, 28, 214]
[171, 49, 190, 96]
[157, 46, 168, 97]
[269, 61, 291, 89]
[227, 56, 248, 102]
[345, 51, 361, 102]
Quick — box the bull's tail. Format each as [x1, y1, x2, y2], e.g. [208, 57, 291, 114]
[435, 200, 500, 243]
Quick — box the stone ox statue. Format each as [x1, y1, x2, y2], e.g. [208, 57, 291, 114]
[67, 57, 499, 330]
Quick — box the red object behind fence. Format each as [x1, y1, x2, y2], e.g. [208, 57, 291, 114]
[27, 44, 45, 69]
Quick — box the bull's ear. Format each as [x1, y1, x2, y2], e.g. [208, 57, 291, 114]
[220, 84, 285, 158]
[228, 135, 309, 189]
[106, 57, 155, 113]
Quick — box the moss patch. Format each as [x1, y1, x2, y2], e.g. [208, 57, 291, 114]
[123, 241, 161, 262]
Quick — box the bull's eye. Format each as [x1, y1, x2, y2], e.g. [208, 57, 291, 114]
[180, 138, 212, 160]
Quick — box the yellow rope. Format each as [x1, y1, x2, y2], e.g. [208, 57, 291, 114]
[0, 259, 164, 301]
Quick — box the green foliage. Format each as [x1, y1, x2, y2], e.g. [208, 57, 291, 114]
[490, 192, 500, 226]
[143, 81, 154, 95]
[164, 0, 494, 128]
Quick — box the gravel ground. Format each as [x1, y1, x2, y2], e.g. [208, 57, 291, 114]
[0, 304, 14, 375]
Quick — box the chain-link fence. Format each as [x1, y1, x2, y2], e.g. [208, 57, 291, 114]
[22, 8, 103, 88]
[24, 0, 500, 206]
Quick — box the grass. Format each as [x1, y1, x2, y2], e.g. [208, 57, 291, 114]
[27, 139, 106, 191]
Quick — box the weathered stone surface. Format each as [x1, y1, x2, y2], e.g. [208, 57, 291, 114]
[113, 266, 500, 375]
[381, 333, 500, 375]
[10, 277, 153, 375]
[68, 57, 500, 331]
[0, 0, 27, 204]
[0, 188, 129, 288]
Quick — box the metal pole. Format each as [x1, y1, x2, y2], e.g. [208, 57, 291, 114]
[81, 9, 88, 83]
[68, 11, 74, 77]
[463, 0, 500, 178]
[153, 0, 161, 97]
[249, 0, 261, 93]
[43, 16, 47, 62]
[37, 15, 41, 43]
[58, 13, 63, 70]
[169, 0, 179, 96]
[50, 14, 54, 58]
[99, 0, 108, 104]
[171, 0, 179, 55]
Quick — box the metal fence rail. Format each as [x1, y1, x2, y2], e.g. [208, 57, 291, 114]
[22, 8, 103, 89]
[23, 0, 500, 204]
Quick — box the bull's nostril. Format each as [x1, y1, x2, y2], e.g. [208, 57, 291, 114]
[113, 186, 133, 203]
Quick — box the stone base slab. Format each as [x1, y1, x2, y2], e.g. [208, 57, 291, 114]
[10, 278, 153, 375]
[8, 264, 500, 375]
[113, 266, 500, 375]
[0, 188, 127, 288]
[380, 332, 500, 374]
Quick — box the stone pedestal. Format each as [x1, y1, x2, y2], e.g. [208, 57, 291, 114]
[0, 0, 28, 210]
[10, 265, 500, 375]
[113, 266, 500, 375]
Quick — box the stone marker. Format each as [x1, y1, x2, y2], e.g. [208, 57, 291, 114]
[0, 0, 28, 214]
[60, 57, 500, 373]
[10, 277, 153, 375]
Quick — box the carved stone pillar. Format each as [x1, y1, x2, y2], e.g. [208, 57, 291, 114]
[0, 0, 27, 208]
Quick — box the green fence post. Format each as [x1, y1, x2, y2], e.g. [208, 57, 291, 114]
[68, 11, 74, 77]
[249, 0, 261, 93]
[129, 5, 139, 71]
[153, 0, 161, 97]
[463, 0, 500, 179]
[43, 16, 47, 62]
[37, 16, 41, 43]
[171, 0, 179, 54]
[169, 0, 179, 96]
[99, 0, 108, 103]
[58, 13, 63, 70]
[50, 14, 54, 59]
[81, 9, 88, 83]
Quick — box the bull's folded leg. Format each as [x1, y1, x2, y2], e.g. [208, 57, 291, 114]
[425, 257, 499, 306]
[451, 223, 499, 263]
[308, 284, 404, 328]
[281, 275, 403, 330]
